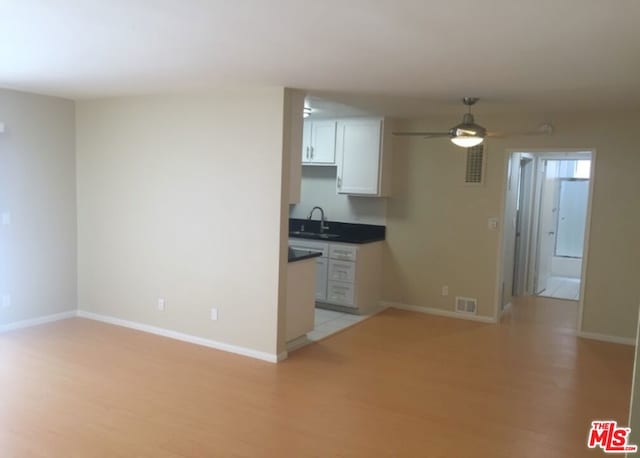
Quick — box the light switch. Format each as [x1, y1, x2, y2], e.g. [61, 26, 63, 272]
[488, 217, 499, 231]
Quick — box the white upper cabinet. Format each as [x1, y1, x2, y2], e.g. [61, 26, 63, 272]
[336, 118, 391, 196]
[302, 120, 337, 165]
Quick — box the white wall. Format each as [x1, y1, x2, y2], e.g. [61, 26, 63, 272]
[0, 89, 77, 326]
[76, 88, 288, 357]
[289, 166, 386, 225]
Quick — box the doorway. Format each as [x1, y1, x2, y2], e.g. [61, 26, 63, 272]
[500, 151, 594, 323]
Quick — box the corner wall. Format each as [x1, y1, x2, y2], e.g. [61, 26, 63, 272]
[76, 88, 287, 357]
[383, 110, 640, 339]
[0, 89, 77, 327]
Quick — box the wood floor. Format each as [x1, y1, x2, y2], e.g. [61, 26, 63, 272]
[0, 299, 634, 457]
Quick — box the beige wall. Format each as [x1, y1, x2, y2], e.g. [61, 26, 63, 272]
[0, 89, 77, 326]
[384, 110, 640, 338]
[76, 88, 288, 356]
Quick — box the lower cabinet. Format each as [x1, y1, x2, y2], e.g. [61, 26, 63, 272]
[289, 238, 383, 313]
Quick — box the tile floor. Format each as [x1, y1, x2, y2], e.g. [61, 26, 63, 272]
[287, 307, 383, 352]
[538, 275, 581, 300]
[308, 308, 368, 341]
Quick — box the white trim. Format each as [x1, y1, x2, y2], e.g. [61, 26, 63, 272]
[0, 310, 77, 333]
[493, 149, 510, 320]
[577, 151, 596, 331]
[578, 331, 635, 346]
[383, 301, 497, 324]
[500, 302, 512, 318]
[76, 310, 283, 363]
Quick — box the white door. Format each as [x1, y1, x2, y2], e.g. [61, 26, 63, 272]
[309, 121, 336, 164]
[301, 120, 312, 163]
[535, 161, 557, 294]
[315, 257, 328, 301]
[337, 119, 382, 195]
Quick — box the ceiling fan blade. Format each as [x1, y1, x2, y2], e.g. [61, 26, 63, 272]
[392, 131, 451, 138]
[486, 123, 554, 138]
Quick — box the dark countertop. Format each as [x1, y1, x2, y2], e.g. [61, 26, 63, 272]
[288, 248, 322, 263]
[289, 218, 385, 244]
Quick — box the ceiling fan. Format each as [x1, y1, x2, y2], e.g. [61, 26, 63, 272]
[392, 97, 553, 148]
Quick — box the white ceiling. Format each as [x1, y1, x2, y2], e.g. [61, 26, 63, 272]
[2, 0, 640, 116]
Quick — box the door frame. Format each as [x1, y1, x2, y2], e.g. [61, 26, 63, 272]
[495, 148, 597, 332]
[512, 154, 535, 296]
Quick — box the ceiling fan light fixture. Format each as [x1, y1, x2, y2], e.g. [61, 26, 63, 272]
[451, 135, 484, 148]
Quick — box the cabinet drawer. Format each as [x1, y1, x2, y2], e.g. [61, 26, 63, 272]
[289, 239, 329, 257]
[327, 281, 356, 307]
[329, 244, 358, 261]
[328, 260, 355, 283]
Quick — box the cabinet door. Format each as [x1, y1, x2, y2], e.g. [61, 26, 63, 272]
[337, 119, 382, 195]
[301, 120, 312, 163]
[309, 120, 336, 164]
[315, 257, 328, 301]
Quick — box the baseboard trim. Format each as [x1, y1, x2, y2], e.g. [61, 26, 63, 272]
[500, 302, 512, 318]
[76, 310, 283, 363]
[382, 302, 497, 324]
[0, 310, 77, 333]
[578, 331, 635, 346]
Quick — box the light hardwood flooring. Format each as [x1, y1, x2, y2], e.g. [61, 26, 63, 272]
[0, 299, 634, 457]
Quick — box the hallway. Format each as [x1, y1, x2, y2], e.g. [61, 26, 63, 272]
[502, 295, 579, 330]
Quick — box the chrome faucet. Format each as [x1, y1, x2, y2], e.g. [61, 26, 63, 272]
[308, 206, 330, 233]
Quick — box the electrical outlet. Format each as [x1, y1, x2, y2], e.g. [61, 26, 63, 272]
[210, 308, 218, 321]
[157, 298, 166, 311]
[488, 217, 499, 231]
[2, 294, 11, 309]
[442, 286, 449, 296]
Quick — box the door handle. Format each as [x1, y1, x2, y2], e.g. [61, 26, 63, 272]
[310, 146, 314, 159]
[305, 146, 309, 159]
[548, 231, 555, 235]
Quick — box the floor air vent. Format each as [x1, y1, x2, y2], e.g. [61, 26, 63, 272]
[455, 297, 477, 315]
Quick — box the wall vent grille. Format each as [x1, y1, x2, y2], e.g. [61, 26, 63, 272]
[455, 297, 478, 315]
[465, 145, 485, 185]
